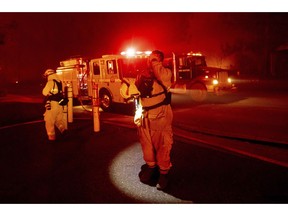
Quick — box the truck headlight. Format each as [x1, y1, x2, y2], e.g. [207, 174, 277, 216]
[212, 79, 219, 85]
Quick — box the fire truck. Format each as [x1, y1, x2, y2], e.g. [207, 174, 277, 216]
[56, 50, 151, 112]
[55, 50, 237, 113]
[164, 52, 237, 102]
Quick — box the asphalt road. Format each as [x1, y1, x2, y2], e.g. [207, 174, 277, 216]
[0, 104, 288, 204]
[0, 82, 288, 205]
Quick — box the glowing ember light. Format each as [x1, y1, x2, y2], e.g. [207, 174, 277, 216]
[228, 78, 232, 83]
[134, 104, 143, 127]
[133, 95, 143, 127]
[205, 75, 209, 79]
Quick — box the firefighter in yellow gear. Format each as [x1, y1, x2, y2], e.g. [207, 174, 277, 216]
[42, 69, 67, 141]
[135, 50, 174, 190]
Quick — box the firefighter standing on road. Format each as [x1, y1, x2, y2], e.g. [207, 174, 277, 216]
[135, 50, 174, 190]
[42, 69, 67, 142]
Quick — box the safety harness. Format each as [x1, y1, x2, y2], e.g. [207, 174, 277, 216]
[121, 75, 172, 111]
[142, 79, 171, 111]
[47, 79, 64, 102]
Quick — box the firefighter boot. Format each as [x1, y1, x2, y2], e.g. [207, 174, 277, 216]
[47, 134, 56, 142]
[156, 173, 169, 191]
[138, 164, 159, 186]
[61, 129, 68, 137]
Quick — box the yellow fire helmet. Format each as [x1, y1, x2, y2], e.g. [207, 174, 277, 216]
[43, 69, 56, 78]
[120, 78, 140, 99]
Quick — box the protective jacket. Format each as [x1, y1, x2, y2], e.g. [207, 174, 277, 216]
[42, 73, 66, 141]
[137, 60, 174, 174]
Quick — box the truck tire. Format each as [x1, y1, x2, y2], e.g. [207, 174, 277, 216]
[99, 89, 112, 111]
[189, 83, 207, 102]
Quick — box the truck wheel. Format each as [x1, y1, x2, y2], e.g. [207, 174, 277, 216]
[99, 89, 112, 111]
[189, 83, 207, 102]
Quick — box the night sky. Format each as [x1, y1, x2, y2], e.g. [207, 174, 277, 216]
[1, 12, 288, 83]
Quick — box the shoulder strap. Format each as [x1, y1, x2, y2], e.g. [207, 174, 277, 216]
[149, 78, 167, 98]
[142, 78, 171, 111]
[53, 79, 62, 93]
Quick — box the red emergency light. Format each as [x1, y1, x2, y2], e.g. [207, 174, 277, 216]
[187, 52, 202, 56]
[121, 48, 152, 57]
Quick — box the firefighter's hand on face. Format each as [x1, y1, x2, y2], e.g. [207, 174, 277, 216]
[149, 53, 159, 64]
[146, 53, 159, 77]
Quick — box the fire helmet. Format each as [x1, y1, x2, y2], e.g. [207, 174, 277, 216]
[150, 50, 164, 62]
[43, 69, 56, 77]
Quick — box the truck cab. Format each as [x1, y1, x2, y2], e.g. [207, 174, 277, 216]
[164, 52, 236, 102]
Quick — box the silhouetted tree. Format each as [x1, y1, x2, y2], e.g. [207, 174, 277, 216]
[219, 13, 288, 78]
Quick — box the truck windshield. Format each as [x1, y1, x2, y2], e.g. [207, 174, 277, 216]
[186, 56, 207, 67]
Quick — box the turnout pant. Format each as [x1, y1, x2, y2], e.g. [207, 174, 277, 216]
[137, 105, 173, 174]
[44, 101, 65, 140]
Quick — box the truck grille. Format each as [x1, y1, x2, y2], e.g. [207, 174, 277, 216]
[218, 71, 228, 83]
